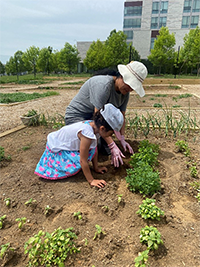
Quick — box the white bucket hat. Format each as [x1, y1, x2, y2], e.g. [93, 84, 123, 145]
[117, 61, 148, 97]
[100, 103, 124, 132]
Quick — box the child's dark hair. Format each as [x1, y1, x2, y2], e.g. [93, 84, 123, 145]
[93, 68, 121, 78]
[93, 109, 113, 131]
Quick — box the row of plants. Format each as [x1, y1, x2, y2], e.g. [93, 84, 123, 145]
[0, 91, 59, 104]
[126, 106, 199, 138]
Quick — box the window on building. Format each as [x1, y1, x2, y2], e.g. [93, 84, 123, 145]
[124, 30, 133, 39]
[152, 2, 159, 14]
[150, 30, 159, 50]
[190, 15, 199, 27]
[124, 18, 141, 28]
[183, 0, 192, 12]
[124, 6, 142, 16]
[151, 17, 158, 28]
[160, 1, 168, 13]
[159, 16, 167, 27]
[182, 16, 190, 27]
[193, 0, 200, 12]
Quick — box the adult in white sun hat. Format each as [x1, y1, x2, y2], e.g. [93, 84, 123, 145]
[65, 61, 148, 167]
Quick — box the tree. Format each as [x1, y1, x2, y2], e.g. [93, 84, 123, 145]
[37, 46, 54, 75]
[83, 39, 106, 71]
[58, 42, 80, 73]
[148, 27, 176, 74]
[104, 30, 129, 67]
[180, 26, 200, 75]
[0, 61, 5, 75]
[22, 46, 40, 78]
[128, 44, 141, 62]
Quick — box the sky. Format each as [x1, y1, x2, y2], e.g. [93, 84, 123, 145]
[0, 0, 125, 64]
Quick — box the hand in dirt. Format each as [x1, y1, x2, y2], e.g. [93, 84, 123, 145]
[90, 179, 107, 188]
[94, 166, 108, 174]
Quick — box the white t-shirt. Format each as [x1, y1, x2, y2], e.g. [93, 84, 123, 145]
[47, 121, 97, 153]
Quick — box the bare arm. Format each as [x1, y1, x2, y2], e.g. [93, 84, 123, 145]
[79, 133, 107, 188]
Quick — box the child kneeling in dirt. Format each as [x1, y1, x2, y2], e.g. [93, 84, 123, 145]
[34, 104, 124, 188]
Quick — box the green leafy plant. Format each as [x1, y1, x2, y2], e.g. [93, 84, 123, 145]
[126, 162, 161, 196]
[73, 211, 82, 220]
[134, 249, 149, 267]
[0, 215, 6, 229]
[137, 198, 164, 220]
[140, 226, 163, 250]
[175, 140, 190, 157]
[93, 224, 106, 240]
[15, 217, 27, 229]
[24, 227, 79, 267]
[4, 198, 11, 207]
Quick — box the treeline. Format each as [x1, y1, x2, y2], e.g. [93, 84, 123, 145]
[0, 27, 199, 76]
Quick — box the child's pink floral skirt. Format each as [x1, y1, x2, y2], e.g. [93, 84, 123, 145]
[34, 144, 97, 180]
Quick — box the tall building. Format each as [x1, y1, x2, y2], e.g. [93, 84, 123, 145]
[123, 0, 200, 59]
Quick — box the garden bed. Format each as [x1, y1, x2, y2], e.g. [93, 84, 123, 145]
[0, 125, 200, 267]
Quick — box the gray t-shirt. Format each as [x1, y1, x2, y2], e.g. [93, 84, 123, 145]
[65, 75, 129, 124]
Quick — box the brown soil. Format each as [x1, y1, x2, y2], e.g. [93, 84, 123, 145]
[0, 78, 200, 267]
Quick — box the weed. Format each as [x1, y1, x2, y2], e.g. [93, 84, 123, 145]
[15, 217, 27, 229]
[140, 225, 163, 250]
[153, 103, 163, 108]
[0, 215, 6, 229]
[0, 146, 11, 162]
[24, 227, 79, 267]
[22, 145, 31, 151]
[93, 225, 106, 240]
[23, 109, 38, 117]
[137, 198, 164, 220]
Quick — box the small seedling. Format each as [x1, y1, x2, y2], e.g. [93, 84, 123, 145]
[0, 215, 6, 229]
[0, 146, 11, 162]
[134, 249, 149, 267]
[136, 198, 164, 221]
[117, 194, 123, 203]
[93, 224, 106, 240]
[102, 205, 109, 212]
[15, 217, 27, 229]
[73, 211, 82, 220]
[0, 243, 15, 259]
[44, 205, 52, 215]
[4, 198, 11, 207]
[175, 140, 190, 157]
[140, 225, 163, 250]
[190, 165, 198, 178]
[25, 198, 37, 206]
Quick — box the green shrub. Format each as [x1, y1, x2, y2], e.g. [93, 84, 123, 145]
[140, 225, 163, 250]
[126, 162, 161, 196]
[24, 227, 79, 267]
[136, 198, 164, 220]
